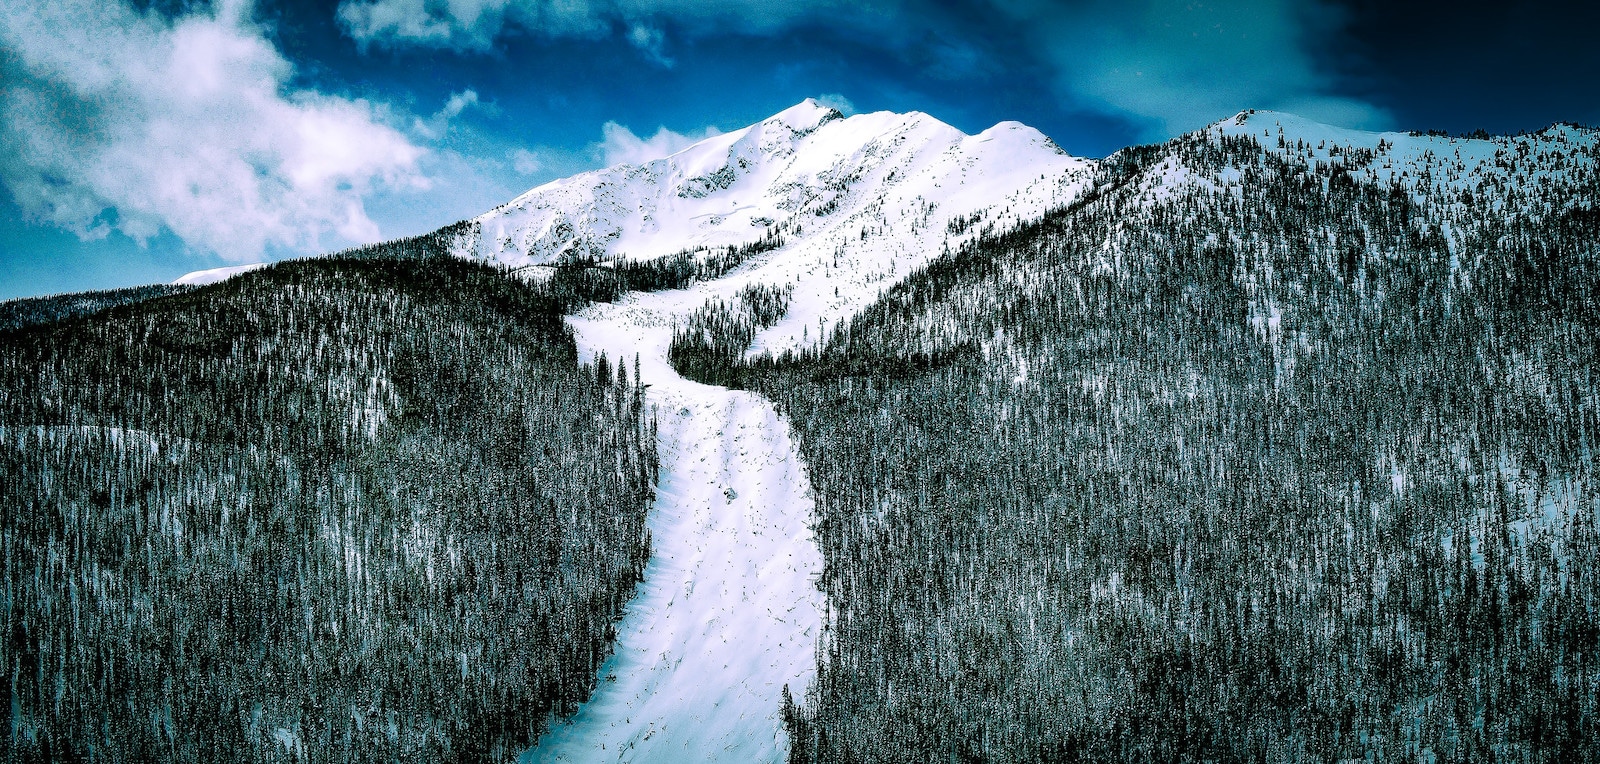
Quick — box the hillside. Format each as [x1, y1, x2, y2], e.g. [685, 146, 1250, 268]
[673, 113, 1600, 761]
[1, 253, 657, 762]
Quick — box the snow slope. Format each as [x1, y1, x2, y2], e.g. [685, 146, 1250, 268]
[1209, 109, 1597, 201]
[457, 98, 1093, 357]
[484, 101, 1095, 760]
[1205, 110, 1599, 253]
[526, 306, 821, 762]
[172, 262, 266, 285]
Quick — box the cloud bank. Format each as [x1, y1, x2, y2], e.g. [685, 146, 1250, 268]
[337, 0, 896, 56]
[993, 0, 1388, 136]
[593, 122, 723, 167]
[0, 0, 426, 261]
[336, 0, 1384, 139]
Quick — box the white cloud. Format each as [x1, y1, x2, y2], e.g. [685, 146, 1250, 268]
[414, 88, 482, 138]
[438, 89, 481, 121]
[593, 121, 721, 167]
[990, 0, 1389, 137]
[816, 93, 857, 116]
[510, 148, 544, 175]
[339, 0, 543, 52]
[0, 0, 426, 261]
[339, 0, 588, 51]
[336, 0, 897, 53]
[627, 23, 671, 67]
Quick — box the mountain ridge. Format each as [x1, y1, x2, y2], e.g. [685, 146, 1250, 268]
[175, 102, 1596, 298]
[444, 99, 1086, 277]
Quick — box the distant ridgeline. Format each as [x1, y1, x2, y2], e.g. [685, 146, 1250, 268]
[0, 283, 196, 333]
[1, 241, 657, 761]
[674, 122, 1600, 760]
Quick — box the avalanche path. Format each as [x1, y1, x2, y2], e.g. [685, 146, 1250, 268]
[524, 298, 824, 762]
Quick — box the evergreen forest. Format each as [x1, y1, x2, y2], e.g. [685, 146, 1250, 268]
[674, 126, 1600, 761]
[1, 250, 657, 761]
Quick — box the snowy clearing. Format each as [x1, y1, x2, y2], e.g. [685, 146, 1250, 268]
[524, 305, 822, 762]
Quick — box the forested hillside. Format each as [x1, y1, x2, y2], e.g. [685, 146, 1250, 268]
[676, 119, 1600, 761]
[1, 252, 656, 761]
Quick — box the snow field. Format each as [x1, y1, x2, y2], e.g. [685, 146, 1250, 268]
[172, 262, 267, 285]
[525, 311, 823, 762]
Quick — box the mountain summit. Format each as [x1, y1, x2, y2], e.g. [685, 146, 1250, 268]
[445, 101, 1093, 357]
[450, 100, 1087, 270]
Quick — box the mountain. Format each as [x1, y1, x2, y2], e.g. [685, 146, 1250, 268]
[90, 103, 1600, 761]
[412, 101, 1100, 760]
[448, 98, 1094, 358]
[669, 110, 1600, 761]
[454, 99, 1083, 267]
[0, 282, 194, 332]
[172, 263, 267, 286]
[151, 103, 1096, 761]
[175, 99, 1092, 361]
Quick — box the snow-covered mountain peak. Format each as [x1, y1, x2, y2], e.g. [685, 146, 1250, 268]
[450, 102, 1094, 358]
[1204, 108, 1598, 171]
[764, 98, 845, 133]
[1213, 110, 1392, 150]
[975, 120, 1064, 152]
[451, 102, 1092, 281]
[171, 263, 266, 286]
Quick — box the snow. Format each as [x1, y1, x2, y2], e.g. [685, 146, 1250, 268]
[454, 101, 1093, 329]
[487, 101, 1096, 759]
[527, 300, 822, 762]
[1207, 109, 1599, 217]
[458, 98, 1093, 357]
[0, 425, 188, 459]
[172, 262, 266, 285]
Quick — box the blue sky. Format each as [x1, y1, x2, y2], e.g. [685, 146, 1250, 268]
[1, 0, 1594, 299]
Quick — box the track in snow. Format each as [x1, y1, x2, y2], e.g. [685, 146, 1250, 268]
[523, 305, 824, 762]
